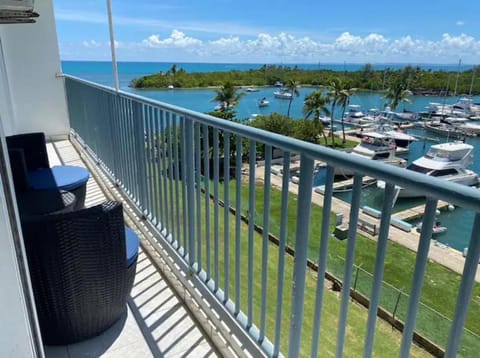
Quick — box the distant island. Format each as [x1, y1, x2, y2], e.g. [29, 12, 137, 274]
[130, 64, 480, 95]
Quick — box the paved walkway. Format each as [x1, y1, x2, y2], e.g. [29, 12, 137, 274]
[258, 169, 480, 282]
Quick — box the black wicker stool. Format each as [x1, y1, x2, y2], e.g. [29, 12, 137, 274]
[6, 132, 90, 209]
[21, 201, 138, 345]
[16, 190, 76, 219]
[27, 166, 89, 210]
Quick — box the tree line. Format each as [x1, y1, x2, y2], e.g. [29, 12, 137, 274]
[131, 64, 480, 95]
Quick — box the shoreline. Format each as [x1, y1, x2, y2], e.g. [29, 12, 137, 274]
[129, 84, 478, 97]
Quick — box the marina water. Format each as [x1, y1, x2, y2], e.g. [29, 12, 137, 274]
[63, 61, 480, 252]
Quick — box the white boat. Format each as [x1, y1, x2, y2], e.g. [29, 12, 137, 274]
[424, 122, 469, 138]
[359, 108, 386, 123]
[246, 87, 260, 92]
[319, 115, 331, 125]
[425, 102, 453, 117]
[247, 113, 260, 122]
[458, 122, 480, 134]
[273, 90, 293, 99]
[343, 104, 365, 123]
[442, 117, 470, 124]
[416, 221, 447, 235]
[379, 141, 479, 198]
[214, 102, 234, 111]
[394, 109, 419, 121]
[335, 136, 406, 176]
[425, 101, 475, 118]
[258, 98, 270, 107]
[452, 97, 480, 116]
[274, 81, 283, 87]
[363, 122, 417, 148]
[167, 84, 174, 89]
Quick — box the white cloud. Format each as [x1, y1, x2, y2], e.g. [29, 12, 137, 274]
[82, 40, 101, 48]
[62, 30, 480, 63]
[142, 30, 203, 48]
[456, 20, 465, 26]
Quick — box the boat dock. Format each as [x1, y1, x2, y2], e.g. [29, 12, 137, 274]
[315, 176, 377, 193]
[393, 201, 449, 221]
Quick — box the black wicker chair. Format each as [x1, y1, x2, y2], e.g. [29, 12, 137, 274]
[7, 148, 31, 193]
[6, 132, 89, 209]
[8, 148, 77, 217]
[6, 132, 50, 170]
[21, 201, 138, 345]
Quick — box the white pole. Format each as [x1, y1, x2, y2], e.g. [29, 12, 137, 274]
[453, 58, 461, 97]
[106, 0, 119, 92]
[469, 66, 476, 96]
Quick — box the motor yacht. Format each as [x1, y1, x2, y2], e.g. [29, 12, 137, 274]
[343, 104, 365, 123]
[362, 122, 417, 148]
[335, 136, 406, 177]
[394, 109, 419, 121]
[424, 121, 469, 139]
[273, 90, 293, 99]
[452, 97, 480, 116]
[379, 141, 479, 198]
[458, 122, 480, 135]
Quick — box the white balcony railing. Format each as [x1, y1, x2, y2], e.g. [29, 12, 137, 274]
[65, 75, 480, 358]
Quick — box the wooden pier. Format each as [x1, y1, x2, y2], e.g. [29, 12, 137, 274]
[393, 201, 449, 221]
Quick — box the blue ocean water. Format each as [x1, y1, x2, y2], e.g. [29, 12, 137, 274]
[62, 60, 480, 251]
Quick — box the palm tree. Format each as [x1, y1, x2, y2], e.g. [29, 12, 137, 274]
[337, 85, 357, 143]
[284, 79, 300, 117]
[327, 78, 358, 145]
[303, 90, 331, 145]
[385, 80, 412, 112]
[327, 78, 342, 146]
[212, 82, 245, 119]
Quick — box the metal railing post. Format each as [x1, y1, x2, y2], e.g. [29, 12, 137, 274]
[363, 183, 396, 357]
[185, 117, 196, 268]
[288, 156, 314, 357]
[336, 174, 363, 357]
[445, 213, 480, 357]
[400, 198, 437, 357]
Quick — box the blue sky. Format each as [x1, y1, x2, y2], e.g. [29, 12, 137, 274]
[54, 0, 480, 64]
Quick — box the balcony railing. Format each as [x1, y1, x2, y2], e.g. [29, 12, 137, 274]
[65, 75, 480, 357]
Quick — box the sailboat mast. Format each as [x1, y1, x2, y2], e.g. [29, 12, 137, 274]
[442, 72, 452, 110]
[469, 66, 476, 96]
[453, 59, 462, 97]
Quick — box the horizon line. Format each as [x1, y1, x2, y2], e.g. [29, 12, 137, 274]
[60, 59, 478, 66]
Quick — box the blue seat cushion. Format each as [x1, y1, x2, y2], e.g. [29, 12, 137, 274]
[28, 165, 90, 191]
[125, 227, 140, 268]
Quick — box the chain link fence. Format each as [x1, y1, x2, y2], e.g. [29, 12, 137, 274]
[328, 256, 480, 357]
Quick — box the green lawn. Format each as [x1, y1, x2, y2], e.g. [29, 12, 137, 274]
[185, 187, 429, 357]
[145, 161, 478, 356]
[211, 180, 480, 357]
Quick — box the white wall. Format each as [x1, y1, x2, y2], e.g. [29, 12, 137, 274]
[0, 104, 41, 355]
[0, 0, 69, 137]
[0, 163, 38, 357]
